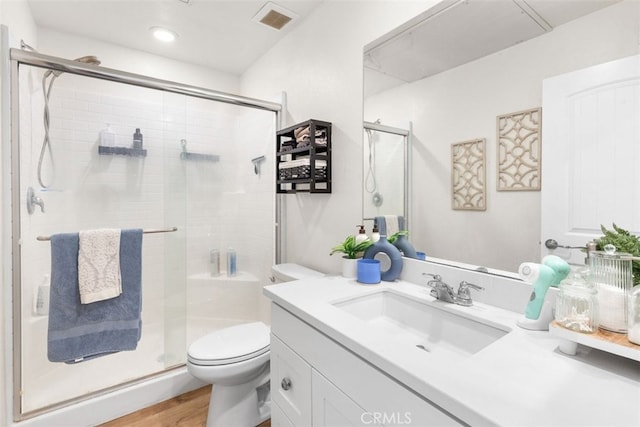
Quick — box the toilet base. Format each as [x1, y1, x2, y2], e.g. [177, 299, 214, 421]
[206, 365, 270, 427]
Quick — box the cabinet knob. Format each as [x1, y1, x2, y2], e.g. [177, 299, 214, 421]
[281, 377, 292, 391]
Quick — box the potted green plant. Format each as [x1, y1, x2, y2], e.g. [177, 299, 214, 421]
[330, 235, 372, 278]
[595, 223, 640, 285]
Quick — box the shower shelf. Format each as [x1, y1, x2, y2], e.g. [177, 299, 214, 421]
[98, 146, 147, 157]
[180, 152, 220, 162]
[276, 119, 332, 194]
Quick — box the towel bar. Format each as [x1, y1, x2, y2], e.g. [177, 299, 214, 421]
[36, 226, 178, 241]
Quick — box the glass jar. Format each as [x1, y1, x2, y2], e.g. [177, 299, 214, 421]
[589, 245, 633, 333]
[555, 270, 599, 333]
[628, 285, 640, 345]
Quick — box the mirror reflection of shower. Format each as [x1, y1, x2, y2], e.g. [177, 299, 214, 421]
[21, 41, 102, 189]
[362, 120, 411, 223]
[365, 118, 383, 207]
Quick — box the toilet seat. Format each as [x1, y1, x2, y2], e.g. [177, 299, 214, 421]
[188, 322, 270, 366]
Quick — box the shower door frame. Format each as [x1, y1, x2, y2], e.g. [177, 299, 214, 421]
[362, 121, 412, 231]
[7, 47, 284, 421]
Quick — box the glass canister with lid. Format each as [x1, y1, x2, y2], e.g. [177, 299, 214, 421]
[628, 285, 640, 345]
[588, 244, 633, 333]
[555, 269, 599, 333]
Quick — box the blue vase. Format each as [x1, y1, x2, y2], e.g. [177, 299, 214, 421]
[364, 236, 403, 282]
[392, 234, 418, 259]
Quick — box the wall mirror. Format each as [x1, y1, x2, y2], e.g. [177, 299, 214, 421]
[363, 0, 638, 273]
[362, 120, 410, 228]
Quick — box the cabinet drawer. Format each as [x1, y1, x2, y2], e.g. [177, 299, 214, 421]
[270, 334, 312, 426]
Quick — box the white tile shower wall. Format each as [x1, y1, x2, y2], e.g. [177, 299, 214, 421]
[18, 70, 275, 411]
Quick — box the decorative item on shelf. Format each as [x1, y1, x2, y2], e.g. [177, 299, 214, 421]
[555, 269, 599, 334]
[594, 223, 640, 285]
[278, 158, 328, 180]
[363, 235, 403, 282]
[330, 234, 372, 279]
[180, 139, 219, 162]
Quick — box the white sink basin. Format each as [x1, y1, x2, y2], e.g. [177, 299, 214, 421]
[333, 289, 509, 357]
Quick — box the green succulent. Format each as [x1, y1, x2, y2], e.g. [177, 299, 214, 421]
[330, 235, 372, 259]
[595, 223, 640, 285]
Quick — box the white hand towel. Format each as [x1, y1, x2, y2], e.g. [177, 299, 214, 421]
[78, 229, 122, 304]
[384, 215, 400, 236]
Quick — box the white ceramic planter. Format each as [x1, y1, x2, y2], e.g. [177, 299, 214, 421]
[342, 257, 358, 278]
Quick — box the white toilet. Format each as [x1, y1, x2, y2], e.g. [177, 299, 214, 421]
[187, 263, 323, 427]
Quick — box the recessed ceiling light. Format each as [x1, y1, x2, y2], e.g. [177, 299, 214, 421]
[150, 26, 178, 42]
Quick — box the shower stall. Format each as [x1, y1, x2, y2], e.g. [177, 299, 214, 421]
[7, 47, 281, 422]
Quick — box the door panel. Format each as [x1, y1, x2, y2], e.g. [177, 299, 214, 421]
[541, 55, 640, 264]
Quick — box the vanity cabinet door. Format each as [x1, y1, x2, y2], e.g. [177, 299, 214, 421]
[270, 334, 312, 426]
[271, 402, 296, 427]
[312, 371, 382, 427]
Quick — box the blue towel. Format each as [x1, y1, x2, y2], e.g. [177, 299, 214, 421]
[47, 229, 143, 363]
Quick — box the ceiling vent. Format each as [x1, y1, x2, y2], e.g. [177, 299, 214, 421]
[252, 2, 299, 31]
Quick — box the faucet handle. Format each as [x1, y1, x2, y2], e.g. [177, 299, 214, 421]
[422, 272, 441, 282]
[456, 281, 484, 305]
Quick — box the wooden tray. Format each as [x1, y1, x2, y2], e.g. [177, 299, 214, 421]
[549, 321, 640, 361]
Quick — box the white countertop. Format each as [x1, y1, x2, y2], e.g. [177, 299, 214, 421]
[265, 275, 640, 427]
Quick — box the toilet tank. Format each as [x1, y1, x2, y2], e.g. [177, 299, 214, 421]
[271, 263, 324, 283]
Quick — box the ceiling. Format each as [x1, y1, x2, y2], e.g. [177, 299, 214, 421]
[364, 0, 621, 84]
[26, 0, 323, 75]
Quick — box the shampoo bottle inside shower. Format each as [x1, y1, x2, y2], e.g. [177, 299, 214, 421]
[100, 124, 115, 147]
[227, 248, 237, 277]
[133, 128, 143, 150]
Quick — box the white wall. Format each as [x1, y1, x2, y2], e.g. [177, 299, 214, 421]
[365, 0, 640, 272]
[241, 1, 437, 275]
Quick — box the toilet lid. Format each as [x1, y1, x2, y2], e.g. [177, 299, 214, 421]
[188, 322, 270, 366]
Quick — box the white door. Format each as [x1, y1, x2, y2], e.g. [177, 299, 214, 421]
[541, 55, 640, 265]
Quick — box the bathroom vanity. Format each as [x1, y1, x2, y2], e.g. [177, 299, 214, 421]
[265, 258, 640, 426]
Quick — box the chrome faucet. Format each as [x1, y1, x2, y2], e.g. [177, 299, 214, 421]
[422, 273, 456, 303]
[421, 273, 484, 306]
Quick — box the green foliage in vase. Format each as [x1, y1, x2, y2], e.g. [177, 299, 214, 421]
[595, 223, 640, 285]
[330, 235, 372, 259]
[387, 230, 408, 244]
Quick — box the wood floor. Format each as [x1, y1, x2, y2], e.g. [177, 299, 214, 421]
[101, 386, 271, 427]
